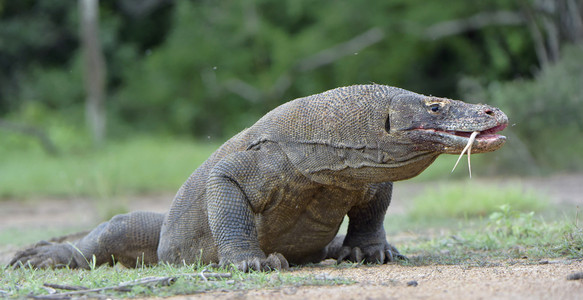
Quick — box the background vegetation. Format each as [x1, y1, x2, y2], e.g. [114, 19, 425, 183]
[1, 0, 582, 197]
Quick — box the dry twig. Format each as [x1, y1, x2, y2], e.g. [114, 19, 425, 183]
[33, 272, 232, 299]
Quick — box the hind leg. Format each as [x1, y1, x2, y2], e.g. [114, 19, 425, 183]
[10, 211, 165, 269]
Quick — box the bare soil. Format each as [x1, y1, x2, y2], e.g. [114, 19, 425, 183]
[1, 174, 582, 299]
[185, 261, 583, 300]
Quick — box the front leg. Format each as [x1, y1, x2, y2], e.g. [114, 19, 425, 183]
[336, 182, 406, 264]
[206, 152, 289, 272]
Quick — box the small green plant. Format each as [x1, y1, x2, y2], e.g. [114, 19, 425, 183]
[482, 205, 583, 258]
[487, 204, 538, 239]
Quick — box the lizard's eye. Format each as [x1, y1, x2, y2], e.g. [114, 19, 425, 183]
[427, 103, 442, 113]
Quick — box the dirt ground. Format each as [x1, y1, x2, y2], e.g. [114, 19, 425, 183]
[1, 174, 582, 299]
[184, 261, 583, 300]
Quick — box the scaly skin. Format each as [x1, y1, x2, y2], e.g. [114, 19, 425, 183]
[10, 84, 507, 272]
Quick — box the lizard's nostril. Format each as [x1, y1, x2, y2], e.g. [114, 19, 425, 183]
[485, 109, 494, 116]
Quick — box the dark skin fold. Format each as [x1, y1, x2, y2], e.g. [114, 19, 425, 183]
[10, 85, 507, 272]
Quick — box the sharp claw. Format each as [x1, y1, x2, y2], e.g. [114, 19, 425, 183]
[9, 253, 31, 269]
[229, 253, 289, 273]
[274, 253, 289, 270]
[10, 260, 20, 269]
[250, 257, 261, 271]
[366, 250, 384, 264]
[238, 260, 249, 273]
[208, 262, 220, 269]
[395, 253, 409, 261]
[37, 258, 55, 269]
[12, 249, 35, 262]
[12, 261, 26, 270]
[264, 253, 282, 270]
[335, 243, 405, 265]
[350, 247, 363, 263]
[8, 256, 20, 267]
[336, 247, 351, 264]
[385, 249, 394, 262]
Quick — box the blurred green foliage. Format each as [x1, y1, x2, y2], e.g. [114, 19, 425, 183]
[462, 46, 583, 172]
[1, 1, 535, 136]
[0, 0, 580, 175]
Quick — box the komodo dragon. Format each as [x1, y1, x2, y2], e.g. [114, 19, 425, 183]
[10, 84, 508, 272]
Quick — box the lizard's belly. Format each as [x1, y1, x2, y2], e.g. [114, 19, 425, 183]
[254, 185, 366, 264]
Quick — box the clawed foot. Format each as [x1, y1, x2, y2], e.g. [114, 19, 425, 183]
[219, 252, 290, 272]
[336, 242, 408, 264]
[9, 241, 80, 269]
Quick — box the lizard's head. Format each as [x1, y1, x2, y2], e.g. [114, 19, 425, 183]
[388, 93, 508, 155]
[256, 85, 508, 187]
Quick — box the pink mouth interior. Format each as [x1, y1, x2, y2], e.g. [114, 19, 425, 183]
[447, 123, 507, 138]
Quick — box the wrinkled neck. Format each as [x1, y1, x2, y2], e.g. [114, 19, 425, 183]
[299, 152, 440, 190]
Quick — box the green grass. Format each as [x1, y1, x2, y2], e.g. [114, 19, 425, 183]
[0, 136, 219, 199]
[387, 180, 580, 266]
[2, 206, 580, 298]
[399, 205, 583, 266]
[1, 263, 353, 298]
[407, 182, 549, 220]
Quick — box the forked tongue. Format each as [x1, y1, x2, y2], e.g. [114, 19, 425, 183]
[451, 131, 479, 178]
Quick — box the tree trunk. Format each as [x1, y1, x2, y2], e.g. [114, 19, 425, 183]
[0, 119, 59, 155]
[79, 0, 107, 146]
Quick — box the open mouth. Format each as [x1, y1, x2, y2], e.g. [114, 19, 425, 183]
[438, 123, 507, 177]
[443, 123, 508, 139]
[411, 122, 508, 154]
